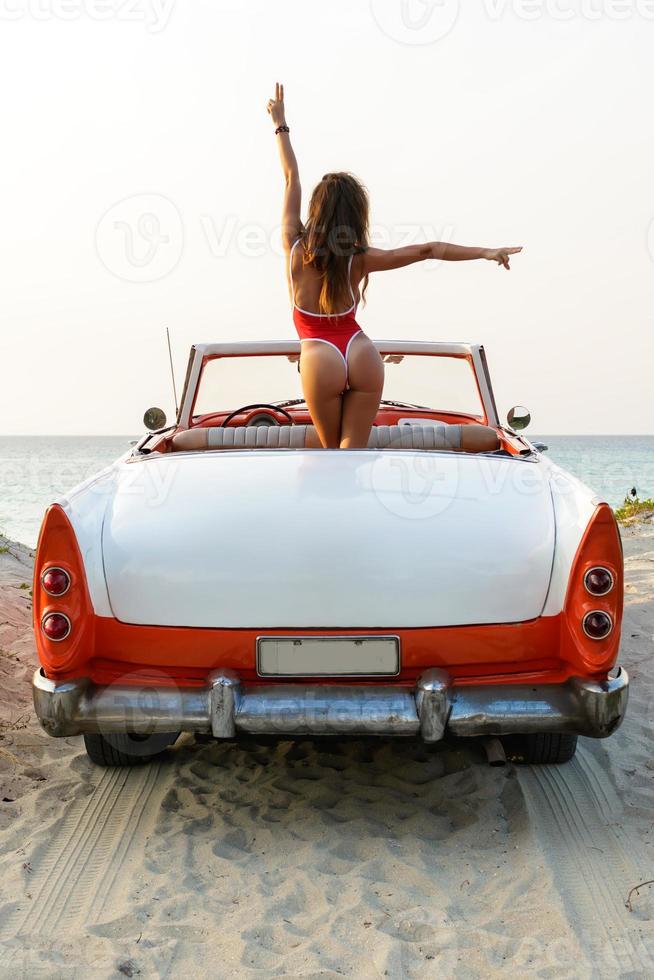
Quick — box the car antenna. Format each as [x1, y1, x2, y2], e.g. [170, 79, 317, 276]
[166, 327, 179, 416]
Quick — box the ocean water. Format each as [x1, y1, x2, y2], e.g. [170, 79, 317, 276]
[0, 435, 652, 549]
[0, 436, 135, 550]
[532, 435, 654, 509]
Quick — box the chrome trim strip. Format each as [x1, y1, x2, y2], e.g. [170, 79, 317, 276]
[193, 340, 477, 358]
[238, 684, 417, 736]
[176, 346, 196, 427]
[32, 667, 629, 742]
[178, 345, 204, 428]
[473, 345, 500, 428]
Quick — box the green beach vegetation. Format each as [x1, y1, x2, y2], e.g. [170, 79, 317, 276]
[615, 494, 654, 523]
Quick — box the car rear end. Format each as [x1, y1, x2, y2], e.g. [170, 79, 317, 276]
[32, 450, 628, 765]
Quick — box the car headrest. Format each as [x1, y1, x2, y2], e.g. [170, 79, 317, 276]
[204, 423, 499, 453]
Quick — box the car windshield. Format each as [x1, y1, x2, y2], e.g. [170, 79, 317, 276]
[193, 353, 484, 418]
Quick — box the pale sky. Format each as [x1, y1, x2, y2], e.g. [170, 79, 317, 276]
[1, 0, 652, 435]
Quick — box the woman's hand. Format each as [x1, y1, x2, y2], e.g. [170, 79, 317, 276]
[267, 82, 286, 127]
[484, 246, 523, 270]
[269, 81, 300, 248]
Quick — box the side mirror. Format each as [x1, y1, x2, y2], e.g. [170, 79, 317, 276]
[143, 407, 167, 431]
[507, 405, 531, 431]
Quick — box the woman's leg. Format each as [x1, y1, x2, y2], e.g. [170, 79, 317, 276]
[299, 341, 346, 448]
[340, 335, 384, 449]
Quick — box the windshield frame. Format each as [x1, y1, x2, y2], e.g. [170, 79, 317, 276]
[178, 341, 498, 429]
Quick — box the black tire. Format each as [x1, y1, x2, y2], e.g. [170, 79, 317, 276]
[502, 733, 578, 765]
[83, 731, 179, 767]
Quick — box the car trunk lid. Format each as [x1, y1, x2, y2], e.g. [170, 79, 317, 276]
[102, 451, 554, 628]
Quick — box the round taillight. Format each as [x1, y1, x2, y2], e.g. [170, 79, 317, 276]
[41, 612, 71, 642]
[584, 566, 614, 597]
[582, 610, 613, 641]
[41, 566, 71, 597]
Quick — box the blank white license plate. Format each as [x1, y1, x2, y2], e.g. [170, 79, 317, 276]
[256, 635, 400, 677]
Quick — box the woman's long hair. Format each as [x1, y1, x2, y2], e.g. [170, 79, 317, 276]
[300, 172, 370, 315]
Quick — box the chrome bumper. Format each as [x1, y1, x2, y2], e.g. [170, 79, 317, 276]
[32, 667, 629, 742]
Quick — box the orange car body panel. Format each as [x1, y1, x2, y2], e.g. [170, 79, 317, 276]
[34, 501, 624, 692]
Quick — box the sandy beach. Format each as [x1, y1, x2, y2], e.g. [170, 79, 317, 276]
[0, 523, 653, 978]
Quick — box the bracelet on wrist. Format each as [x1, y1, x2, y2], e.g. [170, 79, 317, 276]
[275, 124, 290, 135]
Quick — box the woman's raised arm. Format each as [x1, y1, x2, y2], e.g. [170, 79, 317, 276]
[362, 242, 523, 273]
[267, 82, 301, 251]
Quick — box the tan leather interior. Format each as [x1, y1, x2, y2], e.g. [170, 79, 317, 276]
[204, 423, 499, 453]
[207, 425, 311, 449]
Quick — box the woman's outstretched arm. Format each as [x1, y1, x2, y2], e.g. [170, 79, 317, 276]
[363, 242, 523, 272]
[267, 82, 301, 251]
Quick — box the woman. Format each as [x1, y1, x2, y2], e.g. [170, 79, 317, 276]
[268, 82, 522, 449]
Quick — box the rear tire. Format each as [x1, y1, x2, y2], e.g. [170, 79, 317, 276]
[83, 731, 179, 767]
[502, 733, 578, 765]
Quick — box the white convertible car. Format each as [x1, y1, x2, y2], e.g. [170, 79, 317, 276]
[32, 341, 627, 767]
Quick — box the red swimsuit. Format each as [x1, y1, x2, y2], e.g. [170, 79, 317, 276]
[290, 238, 363, 387]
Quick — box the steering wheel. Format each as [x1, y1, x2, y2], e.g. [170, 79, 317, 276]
[221, 403, 295, 428]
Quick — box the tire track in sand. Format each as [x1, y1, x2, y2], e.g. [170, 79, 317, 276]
[518, 745, 654, 976]
[0, 762, 166, 946]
